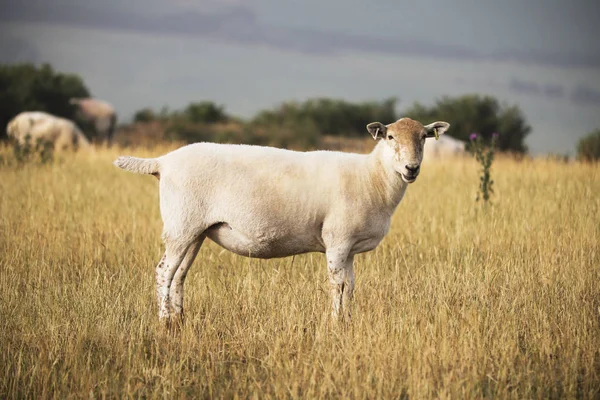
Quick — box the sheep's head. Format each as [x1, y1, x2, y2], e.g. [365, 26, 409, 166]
[367, 118, 450, 183]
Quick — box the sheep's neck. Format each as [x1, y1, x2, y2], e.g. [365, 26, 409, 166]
[366, 141, 409, 211]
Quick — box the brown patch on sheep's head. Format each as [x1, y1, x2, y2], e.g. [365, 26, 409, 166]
[366, 118, 450, 183]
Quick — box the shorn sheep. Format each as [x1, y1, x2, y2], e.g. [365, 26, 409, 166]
[114, 117, 450, 326]
[69, 97, 117, 146]
[6, 111, 90, 151]
[423, 134, 466, 159]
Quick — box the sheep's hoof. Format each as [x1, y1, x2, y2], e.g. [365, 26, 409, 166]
[330, 311, 352, 327]
[159, 314, 185, 335]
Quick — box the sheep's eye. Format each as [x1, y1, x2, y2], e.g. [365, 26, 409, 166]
[387, 135, 394, 140]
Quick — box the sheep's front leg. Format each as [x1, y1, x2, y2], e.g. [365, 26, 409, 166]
[326, 248, 355, 321]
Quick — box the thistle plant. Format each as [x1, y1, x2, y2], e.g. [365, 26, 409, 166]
[470, 132, 498, 202]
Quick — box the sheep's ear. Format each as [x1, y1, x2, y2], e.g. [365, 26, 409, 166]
[366, 122, 387, 140]
[424, 121, 450, 139]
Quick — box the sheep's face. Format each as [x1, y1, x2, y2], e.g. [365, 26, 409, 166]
[367, 118, 450, 183]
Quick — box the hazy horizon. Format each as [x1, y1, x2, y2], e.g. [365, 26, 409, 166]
[1, 0, 599, 155]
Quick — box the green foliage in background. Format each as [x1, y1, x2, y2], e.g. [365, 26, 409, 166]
[576, 129, 600, 162]
[133, 102, 229, 126]
[404, 94, 531, 153]
[0, 63, 539, 153]
[132, 98, 396, 149]
[252, 97, 397, 137]
[0, 63, 90, 140]
[131, 102, 243, 145]
[183, 101, 229, 124]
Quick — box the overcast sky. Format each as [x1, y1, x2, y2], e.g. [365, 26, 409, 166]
[1, 0, 599, 154]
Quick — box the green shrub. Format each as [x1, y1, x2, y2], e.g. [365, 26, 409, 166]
[576, 130, 600, 162]
[0, 63, 90, 140]
[403, 94, 531, 153]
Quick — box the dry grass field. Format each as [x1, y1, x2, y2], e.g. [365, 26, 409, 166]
[0, 144, 599, 398]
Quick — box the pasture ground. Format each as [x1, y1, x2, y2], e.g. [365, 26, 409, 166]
[0, 144, 599, 398]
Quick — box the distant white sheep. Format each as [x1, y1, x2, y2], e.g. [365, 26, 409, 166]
[70, 98, 117, 145]
[6, 111, 90, 151]
[114, 117, 450, 326]
[423, 134, 466, 159]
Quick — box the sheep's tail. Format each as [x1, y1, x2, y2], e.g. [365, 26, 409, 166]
[113, 156, 160, 175]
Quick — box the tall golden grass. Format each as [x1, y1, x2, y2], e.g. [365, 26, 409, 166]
[0, 144, 598, 398]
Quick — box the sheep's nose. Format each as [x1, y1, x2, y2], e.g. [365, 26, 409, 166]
[405, 164, 420, 174]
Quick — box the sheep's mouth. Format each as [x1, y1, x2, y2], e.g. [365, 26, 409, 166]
[401, 174, 417, 183]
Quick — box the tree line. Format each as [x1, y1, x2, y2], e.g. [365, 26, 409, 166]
[2, 63, 598, 160]
[0, 63, 89, 138]
[133, 96, 533, 153]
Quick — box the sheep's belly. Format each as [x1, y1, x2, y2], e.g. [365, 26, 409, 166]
[205, 222, 324, 259]
[349, 236, 384, 254]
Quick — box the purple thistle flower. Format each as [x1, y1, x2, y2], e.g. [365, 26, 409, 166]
[492, 132, 499, 138]
[469, 133, 478, 141]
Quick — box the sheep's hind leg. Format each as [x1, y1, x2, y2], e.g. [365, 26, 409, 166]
[342, 261, 355, 320]
[326, 248, 355, 322]
[169, 236, 205, 328]
[155, 239, 194, 329]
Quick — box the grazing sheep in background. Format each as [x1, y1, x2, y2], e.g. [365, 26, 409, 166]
[69, 97, 117, 146]
[6, 111, 90, 151]
[423, 134, 466, 159]
[114, 117, 450, 327]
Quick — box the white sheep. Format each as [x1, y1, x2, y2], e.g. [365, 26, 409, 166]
[70, 98, 117, 145]
[6, 111, 90, 151]
[423, 134, 466, 159]
[114, 117, 450, 326]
